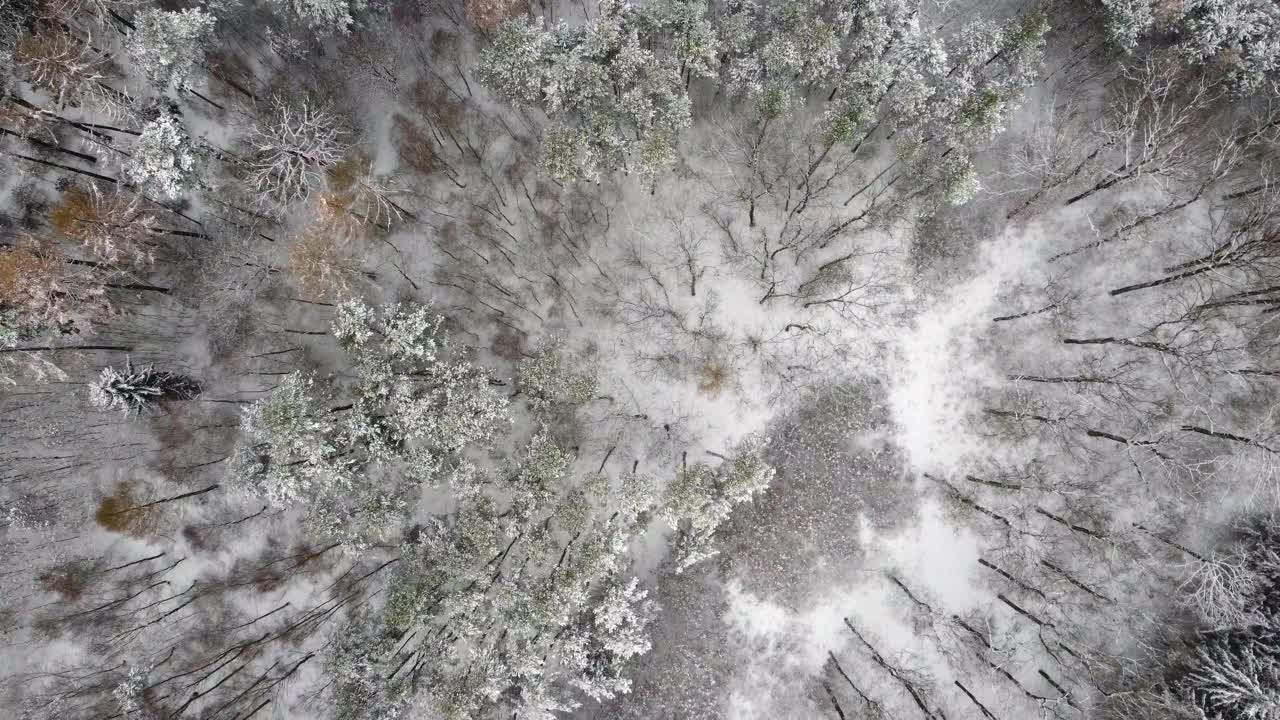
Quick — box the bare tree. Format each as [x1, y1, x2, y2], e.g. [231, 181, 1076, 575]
[1066, 55, 1218, 207]
[241, 97, 349, 209]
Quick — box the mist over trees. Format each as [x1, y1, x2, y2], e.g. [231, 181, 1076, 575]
[3, 0, 1280, 718]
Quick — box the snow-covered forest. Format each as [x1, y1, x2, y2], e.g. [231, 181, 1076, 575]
[5, 0, 1280, 717]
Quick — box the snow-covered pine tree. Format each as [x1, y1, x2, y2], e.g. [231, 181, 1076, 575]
[517, 344, 597, 411]
[110, 663, 151, 717]
[124, 8, 216, 90]
[230, 298, 508, 552]
[477, 0, 693, 182]
[1099, 0, 1280, 93]
[636, 0, 719, 84]
[1101, 0, 1156, 53]
[1181, 0, 1280, 93]
[89, 359, 201, 415]
[720, 0, 842, 116]
[662, 435, 775, 572]
[232, 370, 351, 506]
[563, 575, 655, 702]
[898, 9, 1048, 211]
[314, 345, 663, 718]
[1186, 626, 1280, 718]
[1159, 516, 1280, 718]
[267, 0, 367, 34]
[333, 439, 655, 718]
[123, 109, 201, 200]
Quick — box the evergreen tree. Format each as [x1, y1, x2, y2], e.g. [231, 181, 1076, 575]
[308, 322, 670, 717]
[897, 10, 1048, 211]
[517, 344, 597, 411]
[1102, 0, 1156, 52]
[111, 663, 151, 717]
[1181, 0, 1280, 93]
[267, 0, 367, 33]
[477, 0, 695, 182]
[89, 359, 201, 415]
[230, 299, 508, 551]
[662, 435, 774, 572]
[636, 0, 719, 83]
[331, 442, 655, 718]
[124, 8, 216, 90]
[123, 110, 201, 200]
[1100, 0, 1280, 92]
[1187, 626, 1280, 719]
[721, 0, 842, 114]
[1174, 516, 1280, 719]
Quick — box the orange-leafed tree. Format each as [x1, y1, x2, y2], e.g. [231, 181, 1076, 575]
[325, 153, 409, 230]
[0, 235, 110, 344]
[48, 185, 156, 268]
[466, 0, 524, 31]
[288, 221, 364, 301]
[13, 28, 115, 110]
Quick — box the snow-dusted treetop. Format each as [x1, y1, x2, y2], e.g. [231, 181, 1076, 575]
[1100, 0, 1280, 92]
[663, 435, 775, 572]
[124, 8, 216, 89]
[477, 0, 694, 182]
[267, 0, 367, 34]
[1102, 0, 1156, 53]
[231, 298, 508, 551]
[1181, 0, 1280, 93]
[89, 359, 201, 415]
[123, 111, 201, 200]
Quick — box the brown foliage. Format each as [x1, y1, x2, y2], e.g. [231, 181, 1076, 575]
[392, 114, 444, 177]
[38, 560, 93, 601]
[0, 96, 52, 139]
[325, 153, 407, 229]
[288, 221, 363, 300]
[0, 237, 60, 303]
[695, 360, 732, 397]
[0, 235, 109, 337]
[314, 191, 357, 231]
[410, 78, 463, 132]
[46, 187, 93, 235]
[49, 186, 155, 267]
[13, 29, 110, 108]
[95, 481, 159, 537]
[466, 0, 524, 31]
[326, 154, 364, 194]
